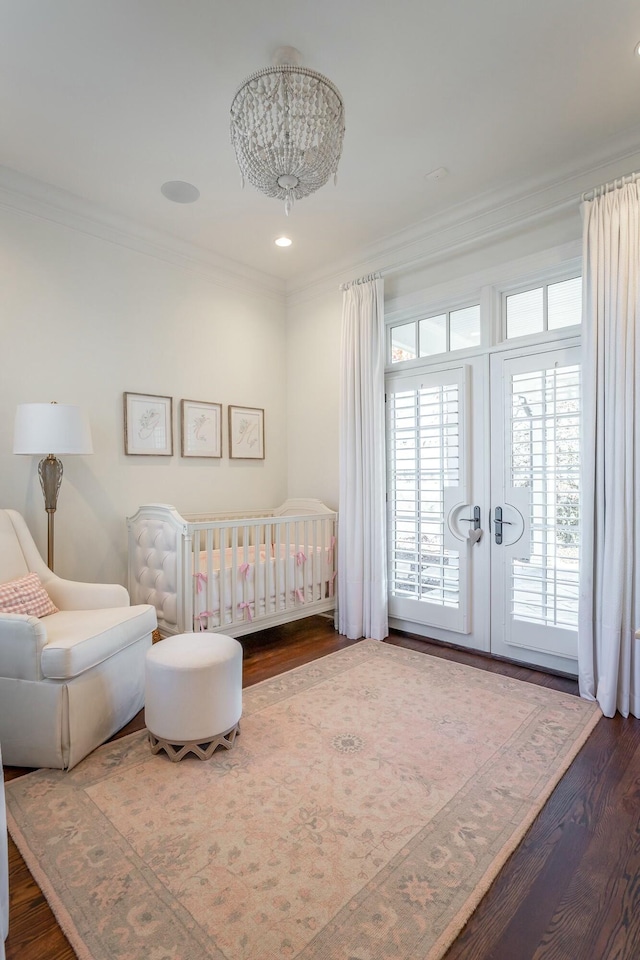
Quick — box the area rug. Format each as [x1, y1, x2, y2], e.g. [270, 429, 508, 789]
[6, 640, 600, 960]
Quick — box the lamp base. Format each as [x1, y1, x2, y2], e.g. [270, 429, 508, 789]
[38, 454, 63, 570]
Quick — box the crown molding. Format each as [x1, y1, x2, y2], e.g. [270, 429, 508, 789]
[4, 126, 640, 313]
[0, 165, 286, 303]
[286, 133, 640, 306]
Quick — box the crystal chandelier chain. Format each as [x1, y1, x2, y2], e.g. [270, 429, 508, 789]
[230, 57, 345, 215]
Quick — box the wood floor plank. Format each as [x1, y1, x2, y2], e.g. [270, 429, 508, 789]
[530, 733, 640, 960]
[442, 714, 640, 960]
[3, 617, 639, 960]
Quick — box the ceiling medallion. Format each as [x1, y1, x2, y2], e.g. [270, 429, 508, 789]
[230, 46, 345, 215]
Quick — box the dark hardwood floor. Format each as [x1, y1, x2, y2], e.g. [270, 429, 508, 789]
[4, 617, 640, 960]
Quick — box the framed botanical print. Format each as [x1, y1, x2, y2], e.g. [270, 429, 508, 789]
[181, 399, 222, 458]
[228, 405, 265, 459]
[124, 392, 173, 456]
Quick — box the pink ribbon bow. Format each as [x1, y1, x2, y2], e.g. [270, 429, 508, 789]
[239, 562, 250, 578]
[239, 601, 253, 622]
[295, 551, 306, 566]
[328, 570, 337, 597]
[196, 610, 215, 630]
[328, 535, 336, 562]
[295, 588, 305, 604]
[193, 572, 208, 593]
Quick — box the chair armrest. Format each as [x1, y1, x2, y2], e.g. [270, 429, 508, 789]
[44, 578, 130, 611]
[0, 613, 47, 681]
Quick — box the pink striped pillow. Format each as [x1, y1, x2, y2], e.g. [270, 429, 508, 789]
[0, 572, 58, 617]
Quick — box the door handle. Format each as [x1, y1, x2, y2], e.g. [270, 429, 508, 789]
[459, 505, 481, 530]
[493, 506, 512, 545]
[459, 505, 482, 544]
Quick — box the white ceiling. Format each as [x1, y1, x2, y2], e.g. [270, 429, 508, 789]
[1, 0, 640, 284]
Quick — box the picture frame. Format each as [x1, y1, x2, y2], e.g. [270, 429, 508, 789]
[181, 399, 222, 458]
[124, 392, 173, 456]
[228, 405, 265, 460]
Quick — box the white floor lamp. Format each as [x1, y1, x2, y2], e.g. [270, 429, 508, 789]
[13, 402, 93, 570]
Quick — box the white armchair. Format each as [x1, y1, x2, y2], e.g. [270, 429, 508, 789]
[0, 741, 6, 960]
[0, 509, 156, 770]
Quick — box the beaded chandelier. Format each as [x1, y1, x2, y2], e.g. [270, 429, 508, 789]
[230, 47, 345, 215]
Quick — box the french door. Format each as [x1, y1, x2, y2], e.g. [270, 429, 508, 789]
[386, 355, 490, 650]
[489, 343, 580, 671]
[386, 339, 581, 673]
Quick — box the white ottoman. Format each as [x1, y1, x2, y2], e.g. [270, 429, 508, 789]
[145, 633, 242, 761]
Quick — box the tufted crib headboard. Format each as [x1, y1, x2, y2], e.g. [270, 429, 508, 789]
[127, 504, 189, 636]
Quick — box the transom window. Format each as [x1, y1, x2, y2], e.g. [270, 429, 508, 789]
[505, 276, 581, 340]
[387, 269, 582, 367]
[390, 304, 480, 363]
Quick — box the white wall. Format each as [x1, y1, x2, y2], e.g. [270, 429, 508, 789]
[285, 287, 343, 509]
[285, 206, 584, 508]
[1, 207, 287, 585]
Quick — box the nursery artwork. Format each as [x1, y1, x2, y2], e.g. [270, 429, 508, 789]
[124, 392, 173, 456]
[181, 400, 222, 458]
[228, 405, 265, 459]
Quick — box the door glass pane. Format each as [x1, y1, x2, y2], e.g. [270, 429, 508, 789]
[391, 322, 417, 363]
[506, 287, 543, 339]
[450, 305, 481, 350]
[510, 364, 580, 628]
[388, 384, 460, 607]
[419, 314, 446, 356]
[548, 277, 582, 329]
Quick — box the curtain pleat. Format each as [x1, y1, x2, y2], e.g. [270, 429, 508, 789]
[337, 277, 388, 640]
[579, 183, 640, 717]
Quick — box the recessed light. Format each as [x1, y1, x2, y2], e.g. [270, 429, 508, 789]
[160, 181, 200, 203]
[275, 236, 292, 247]
[635, 40, 640, 56]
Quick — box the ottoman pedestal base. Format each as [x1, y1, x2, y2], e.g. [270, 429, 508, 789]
[148, 721, 241, 762]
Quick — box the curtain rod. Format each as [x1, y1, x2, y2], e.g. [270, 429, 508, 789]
[339, 271, 382, 292]
[581, 170, 640, 202]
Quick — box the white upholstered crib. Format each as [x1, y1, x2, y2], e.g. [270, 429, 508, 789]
[127, 499, 337, 638]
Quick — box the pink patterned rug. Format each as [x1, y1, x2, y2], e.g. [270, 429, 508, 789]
[6, 640, 600, 960]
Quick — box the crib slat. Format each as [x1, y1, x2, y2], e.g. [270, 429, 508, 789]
[311, 519, 317, 602]
[284, 520, 291, 610]
[320, 519, 326, 601]
[303, 519, 308, 604]
[275, 521, 282, 612]
[183, 527, 194, 635]
[218, 526, 226, 630]
[254, 523, 260, 619]
[206, 528, 214, 631]
[265, 522, 272, 615]
[231, 526, 238, 628]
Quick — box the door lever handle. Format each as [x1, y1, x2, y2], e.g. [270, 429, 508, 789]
[493, 506, 512, 545]
[459, 506, 482, 545]
[459, 505, 481, 530]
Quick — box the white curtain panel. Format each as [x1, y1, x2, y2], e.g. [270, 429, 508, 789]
[579, 182, 640, 717]
[338, 275, 388, 640]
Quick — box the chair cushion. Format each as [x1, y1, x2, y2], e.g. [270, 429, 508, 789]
[40, 604, 156, 680]
[0, 572, 58, 617]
